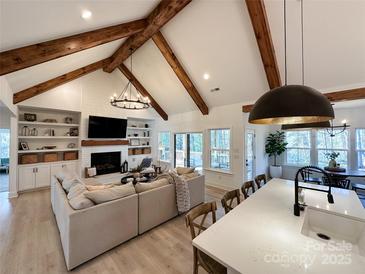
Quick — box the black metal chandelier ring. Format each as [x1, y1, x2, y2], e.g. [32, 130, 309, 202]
[110, 98, 149, 109]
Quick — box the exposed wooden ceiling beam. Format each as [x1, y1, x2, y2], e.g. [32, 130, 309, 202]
[242, 87, 365, 113]
[104, 0, 192, 73]
[118, 64, 168, 120]
[245, 0, 281, 89]
[0, 19, 146, 76]
[13, 58, 110, 104]
[323, 87, 365, 102]
[152, 31, 208, 115]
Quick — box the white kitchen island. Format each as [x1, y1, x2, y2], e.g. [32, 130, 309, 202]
[193, 178, 365, 274]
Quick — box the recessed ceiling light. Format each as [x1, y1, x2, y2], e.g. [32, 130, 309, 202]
[203, 73, 210, 80]
[81, 10, 92, 20]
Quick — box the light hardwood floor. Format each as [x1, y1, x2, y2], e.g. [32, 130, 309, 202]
[0, 186, 228, 274]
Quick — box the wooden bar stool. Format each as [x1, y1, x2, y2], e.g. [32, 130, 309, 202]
[254, 174, 267, 189]
[241, 180, 255, 199]
[185, 202, 227, 274]
[221, 189, 241, 214]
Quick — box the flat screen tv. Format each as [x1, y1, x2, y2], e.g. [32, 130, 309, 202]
[88, 115, 127, 139]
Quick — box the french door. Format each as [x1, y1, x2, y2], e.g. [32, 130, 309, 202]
[244, 129, 256, 181]
[174, 133, 203, 170]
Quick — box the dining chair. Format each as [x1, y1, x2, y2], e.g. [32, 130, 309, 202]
[254, 174, 267, 189]
[300, 169, 322, 184]
[221, 189, 241, 214]
[241, 181, 255, 199]
[185, 202, 227, 274]
[322, 176, 350, 189]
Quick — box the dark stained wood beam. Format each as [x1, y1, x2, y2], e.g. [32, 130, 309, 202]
[13, 58, 110, 104]
[242, 87, 365, 113]
[245, 0, 281, 89]
[118, 64, 168, 120]
[152, 31, 208, 115]
[0, 19, 146, 76]
[104, 0, 192, 73]
[323, 87, 365, 103]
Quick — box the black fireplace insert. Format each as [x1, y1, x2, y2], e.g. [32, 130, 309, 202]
[91, 151, 121, 175]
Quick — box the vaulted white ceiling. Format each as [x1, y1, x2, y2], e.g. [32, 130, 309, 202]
[1, 0, 364, 115]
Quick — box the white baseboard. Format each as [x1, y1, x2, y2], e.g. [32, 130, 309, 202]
[205, 182, 236, 191]
[8, 191, 18, 198]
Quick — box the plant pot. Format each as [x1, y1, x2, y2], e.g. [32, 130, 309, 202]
[270, 165, 282, 178]
[328, 159, 337, 168]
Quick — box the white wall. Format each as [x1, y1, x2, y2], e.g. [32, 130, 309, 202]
[16, 70, 160, 179]
[0, 106, 11, 128]
[0, 76, 17, 115]
[0, 76, 18, 198]
[154, 102, 270, 190]
[19, 70, 159, 137]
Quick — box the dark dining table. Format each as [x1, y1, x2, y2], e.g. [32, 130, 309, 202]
[323, 169, 365, 189]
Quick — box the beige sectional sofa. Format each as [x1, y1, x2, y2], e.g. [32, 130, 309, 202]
[51, 174, 205, 270]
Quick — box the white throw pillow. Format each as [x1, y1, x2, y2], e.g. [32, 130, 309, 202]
[83, 183, 136, 204]
[68, 194, 94, 210]
[67, 183, 87, 200]
[134, 178, 169, 193]
[55, 166, 77, 182]
[62, 177, 82, 193]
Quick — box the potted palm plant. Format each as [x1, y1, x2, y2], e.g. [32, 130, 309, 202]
[265, 131, 288, 178]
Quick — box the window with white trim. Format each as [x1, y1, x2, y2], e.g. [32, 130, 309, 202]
[356, 129, 365, 170]
[209, 128, 231, 171]
[317, 129, 349, 168]
[285, 130, 311, 166]
[158, 131, 170, 162]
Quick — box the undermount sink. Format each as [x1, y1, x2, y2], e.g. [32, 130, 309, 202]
[301, 207, 365, 256]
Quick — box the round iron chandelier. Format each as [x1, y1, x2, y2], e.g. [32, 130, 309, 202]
[110, 49, 151, 110]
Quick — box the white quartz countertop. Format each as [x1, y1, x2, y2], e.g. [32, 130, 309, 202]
[193, 179, 365, 274]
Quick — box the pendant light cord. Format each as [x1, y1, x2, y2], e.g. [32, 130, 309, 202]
[301, 0, 304, 85]
[284, 0, 287, 86]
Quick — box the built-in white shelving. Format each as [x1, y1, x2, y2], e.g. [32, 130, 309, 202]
[18, 148, 79, 154]
[127, 127, 152, 131]
[18, 136, 79, 139]
[18, 121, 80, 127]
[128, 145, 151, 149]
[18, 106, 81, 165]
[127, 136, 150, 139]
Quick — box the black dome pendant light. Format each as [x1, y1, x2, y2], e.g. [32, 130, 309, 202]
[249, 0, 334, 125]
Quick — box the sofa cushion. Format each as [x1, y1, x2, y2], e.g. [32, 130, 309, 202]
[62, 177, 82, 193]
[55, 166, 78, 183]
[176, 167, 195, 175]
[69, 194, 94, 210]
[85, 184, 114, 191]
[67, 183, 87, 200]
[134, 178, 169, 193]
[84, 183, 136, 204]
[181, 171, 200, 180]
